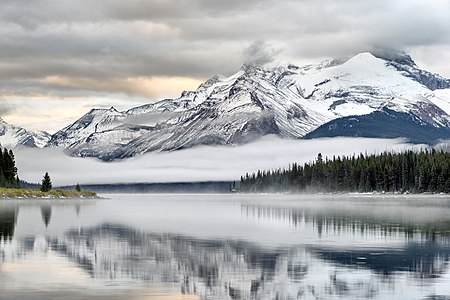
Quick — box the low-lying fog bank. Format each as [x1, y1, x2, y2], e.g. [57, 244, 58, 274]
[15, 136, 426, 186]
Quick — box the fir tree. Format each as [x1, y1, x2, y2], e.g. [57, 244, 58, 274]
[0, 147, 19, 188]
[40, 172, 52, 192]
[75, 183, 81, 192]
[240, 150, 450, 194]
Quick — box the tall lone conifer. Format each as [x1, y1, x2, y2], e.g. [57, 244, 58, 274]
[40, 172, 52, 192]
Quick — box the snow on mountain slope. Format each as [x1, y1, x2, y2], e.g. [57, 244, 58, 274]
[46, 52, 450, 160]
[383, 53, 450, 90]
[429, 89, 450, 116]
[0, 118, 51, 148]
[296, 52, 450, 130]
[48, 106, 129, 148]
[296, 53, 429, 116]
[65, 65, 332, 160]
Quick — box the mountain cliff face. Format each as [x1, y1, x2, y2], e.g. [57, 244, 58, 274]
[41, 52, 450, 160]
[0, 118, 51, 148]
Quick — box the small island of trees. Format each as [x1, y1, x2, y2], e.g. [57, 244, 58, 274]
[240, 150, 450, 194]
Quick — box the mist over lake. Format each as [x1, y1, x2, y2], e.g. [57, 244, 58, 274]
[2, 1, 450, 299]
[2, 194, 450, 299]
[14, 136, 424, 186]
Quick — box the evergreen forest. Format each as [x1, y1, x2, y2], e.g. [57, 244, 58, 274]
[0, 147, 19, 188]
[240, 150, 450, 193]
[0, 146, 96, 198]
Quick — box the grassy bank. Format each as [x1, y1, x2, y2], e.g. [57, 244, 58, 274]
[0, 188, 97, 199]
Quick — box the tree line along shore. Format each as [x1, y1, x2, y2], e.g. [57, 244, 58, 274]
[0, 147, 96, 199]
[240, 150, 450, 194]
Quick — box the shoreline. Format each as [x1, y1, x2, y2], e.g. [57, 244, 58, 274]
[0, 187, 98, 199]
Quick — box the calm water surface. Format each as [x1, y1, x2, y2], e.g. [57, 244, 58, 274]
[1, 194, 450, 300]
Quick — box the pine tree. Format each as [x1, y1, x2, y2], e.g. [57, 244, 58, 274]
[40, 172, 52, 192]
[0, 147, 19, 188]
[75, 183, 81, 192]
[240, 150, 450, 194]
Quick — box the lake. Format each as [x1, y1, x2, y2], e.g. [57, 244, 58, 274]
[1, 194, 450, 299]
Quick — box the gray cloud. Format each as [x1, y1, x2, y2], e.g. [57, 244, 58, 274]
[243, 41, 281, 65]
[0, 0, 272, 26]
[0, 101, 15, 116]
[0, 0, 449, 109]
[281, 0, 450, 60]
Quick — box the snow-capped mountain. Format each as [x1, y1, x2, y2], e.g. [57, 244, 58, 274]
[47, 52, 450, 160]
[0, 118, 51, 148]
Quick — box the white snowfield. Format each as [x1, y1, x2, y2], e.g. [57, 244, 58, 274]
[3, 52, 450, 158]
[0, 118, 51, 149]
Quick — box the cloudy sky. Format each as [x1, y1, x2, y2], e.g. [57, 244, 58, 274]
[1, 0, 450, 132]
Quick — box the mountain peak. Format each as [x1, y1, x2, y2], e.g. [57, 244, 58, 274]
[347, 52, 379, 63]
[336, 52, 386, 71]
[356, 52, 376, 58]
[241, 63, 266, 73]
[0, 118, 51, 148]
[86, 106, 122, 116]
[370, 49, 417, 67]
[43, 50, 450, 159]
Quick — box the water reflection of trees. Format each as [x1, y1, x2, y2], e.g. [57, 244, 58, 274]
[46, 224, 282, 299]
[37, 223, 450, 298]
[242, 204, 450, 280]
[0, 206, 18, 241]
[2, 219, 450, 299]
[3, 201, 450, 299]
[40, 205, 52, 228]
[241, 204, 450, 239]
[313, 241, 450, 279]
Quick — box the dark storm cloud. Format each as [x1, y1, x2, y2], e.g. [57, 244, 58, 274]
[0, 0, 450, 101]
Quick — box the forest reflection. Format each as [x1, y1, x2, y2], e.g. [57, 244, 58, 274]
[0, 206, 18, 241]
[2, 197, 450, 300]
[241, 203, 450, 239]
[41, 205, 52, 228]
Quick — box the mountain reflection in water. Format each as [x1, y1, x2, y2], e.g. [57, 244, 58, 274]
[1, 194, 450, 300]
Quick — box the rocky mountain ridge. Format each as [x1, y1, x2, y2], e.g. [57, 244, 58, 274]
[0, 118, 51, 149]
[4, 52, 450, 160]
